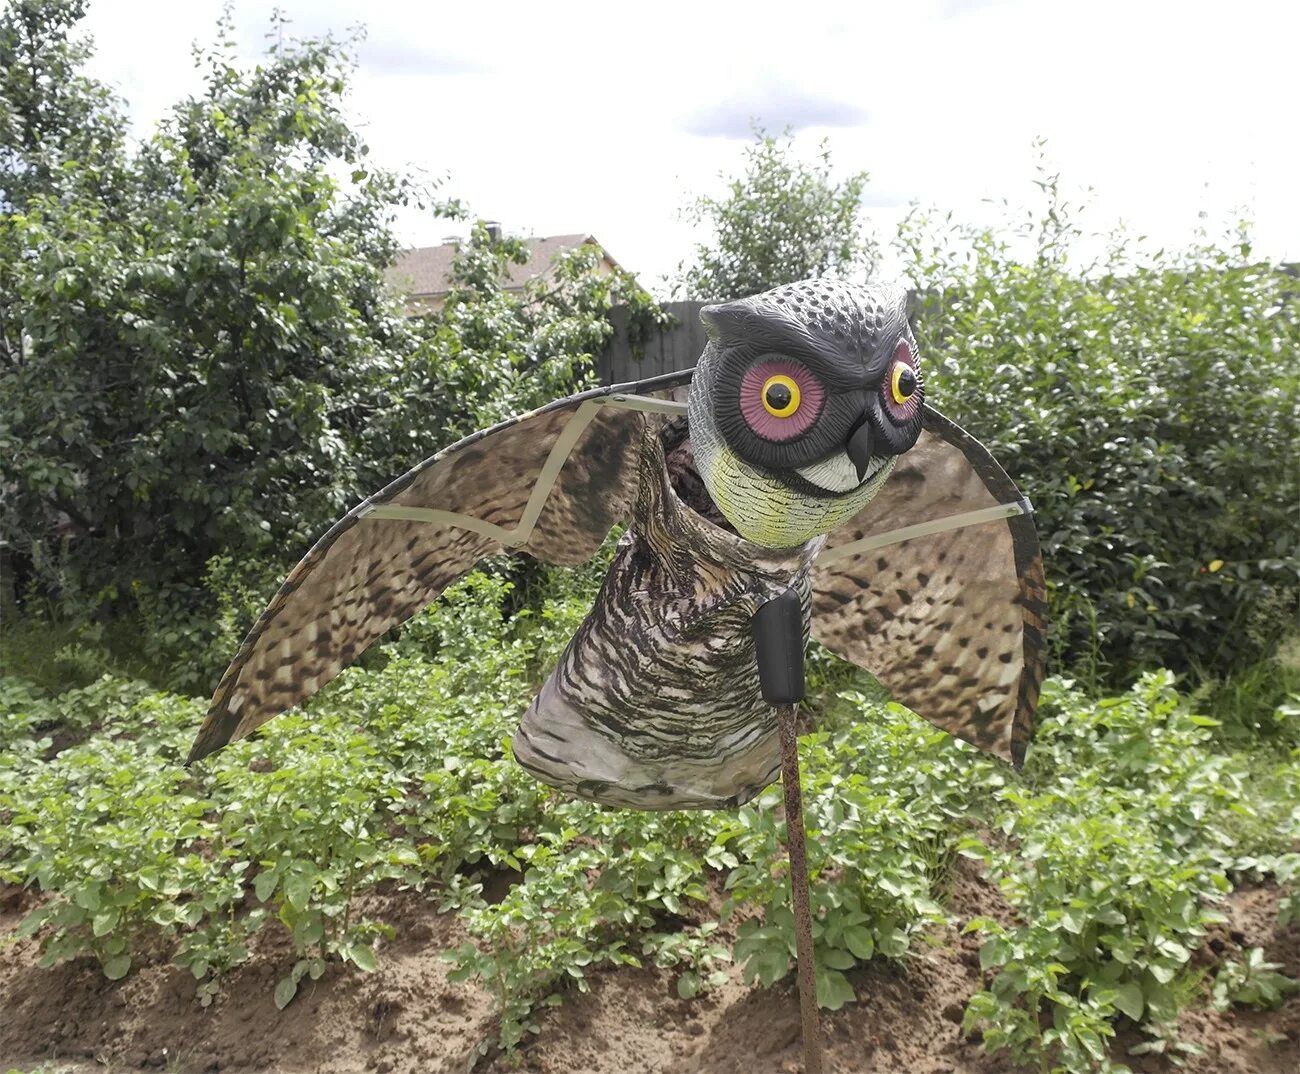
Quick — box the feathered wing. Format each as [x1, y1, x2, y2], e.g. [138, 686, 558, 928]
[811, 409, 1047, 767]
[187, 373, 692, 764]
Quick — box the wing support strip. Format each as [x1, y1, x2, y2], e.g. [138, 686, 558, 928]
[358, 394, 684, 546]
[603, 394, 689, 416]
[361, 391, 1025, 563]
[818, 497, 1034, 565]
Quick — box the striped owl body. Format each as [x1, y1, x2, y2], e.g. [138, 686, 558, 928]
[513, 426, 822, 809]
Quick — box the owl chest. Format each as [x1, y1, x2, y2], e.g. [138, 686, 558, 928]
[511, 497, 815, 811]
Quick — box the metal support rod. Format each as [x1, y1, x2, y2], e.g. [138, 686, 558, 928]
[776, 701, 824, 1074]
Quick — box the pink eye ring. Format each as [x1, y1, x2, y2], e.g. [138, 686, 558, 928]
[739, 359, 825, 441]
[882, 340, 922, 422]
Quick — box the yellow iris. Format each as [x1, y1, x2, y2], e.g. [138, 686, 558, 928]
[761, 374, 801, 417]
[890, 363, 917, 405]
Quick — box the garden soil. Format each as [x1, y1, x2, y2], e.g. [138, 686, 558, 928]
[2, 862, 1296, 1074]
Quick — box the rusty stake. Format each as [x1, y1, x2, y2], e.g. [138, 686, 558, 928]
[776, 701, 824, 1074]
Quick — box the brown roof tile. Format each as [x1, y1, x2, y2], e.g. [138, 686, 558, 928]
[385, 233, 610, 299]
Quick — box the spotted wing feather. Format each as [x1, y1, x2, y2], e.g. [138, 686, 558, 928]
[812, 409, 1046, 766]
[187, 374, 690, 764]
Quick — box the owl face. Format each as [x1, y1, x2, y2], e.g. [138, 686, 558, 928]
[687, 279, 924, 548]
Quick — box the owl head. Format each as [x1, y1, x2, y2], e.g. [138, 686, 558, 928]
[687, 279, 925, 549]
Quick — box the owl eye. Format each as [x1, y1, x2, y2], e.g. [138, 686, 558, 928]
[882, 340, 923, 423]
[762, 375, 801, 417]
[739, 358, 825, 442]
[891, 363, 918, 404]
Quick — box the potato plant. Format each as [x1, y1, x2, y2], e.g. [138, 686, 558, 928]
[960, 672, 1298, 1072]
[2, 575, 1297, 1074]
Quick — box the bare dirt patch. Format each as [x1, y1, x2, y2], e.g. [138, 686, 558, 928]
[2, 869, 1296, 1074]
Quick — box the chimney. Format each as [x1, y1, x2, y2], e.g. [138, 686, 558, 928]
[485, 221, 503, 244]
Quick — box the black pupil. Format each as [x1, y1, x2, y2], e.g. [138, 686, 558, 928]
[897, 367, 917, 397]
[766, 382, 793, 411]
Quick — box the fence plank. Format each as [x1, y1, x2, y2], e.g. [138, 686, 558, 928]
[601, 301, 707, 385]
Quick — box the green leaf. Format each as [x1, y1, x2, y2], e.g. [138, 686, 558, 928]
[350, 944, 377, 972]
[843, 926, 874, 961]
[815, 968, 856, 1010]
[16, 906, 50, 939]
[878, 928, 909, 958]
[820, 948, 856, 971]
[1114, 980, 1145, 1020]
[274, 976, 299, 1010]
[284, 872, 312, 912]
[253, 870, 278, 902]
[749, 947, 790, 988]
[73, 886, 101, 911]
[102, 954, 131, 980]
[1149, 961, 1178, 984]
[980, 938, 1010, 970]
[297, 917, 324, 947]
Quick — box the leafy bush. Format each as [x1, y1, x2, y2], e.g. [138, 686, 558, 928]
[960, 672, 1298, 1072]
[1211, 947, 1298, 1011]
[1, 12, 427, 626]
[445, 814, 723, 1054]
[719, 704, 994, 1009]
[2, 685, 217, 980]
[900, 156, 1299, 685]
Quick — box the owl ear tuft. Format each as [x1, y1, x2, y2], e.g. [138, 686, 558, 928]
[700, 305, 722, 341]
[699, 300, 753, 343]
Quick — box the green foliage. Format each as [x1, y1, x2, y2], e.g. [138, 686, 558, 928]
[2, 684, 220, 981]
[3, 568, 1299, 1068]
[440, 758, 732, 1051]
[899, 150, 1300, 685]
[0, 9, 660, 695]
[719, 704, 994, 1009]
[675, 127, 877, 301]
[1192, 644, 1300, 747]
[377, 222, 667, 456]
[0, 0, 126, 211]
[960, 672, 1299, 1072]
[445, 827, 704, 1054]
[1272, 852, 1300, 927]
[642, 922, 732, 1000]
[1211, 947, 1298, 1011]
[0, 9, 428, 645]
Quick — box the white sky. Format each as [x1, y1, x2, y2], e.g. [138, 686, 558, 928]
[82, 0, 1299, 295]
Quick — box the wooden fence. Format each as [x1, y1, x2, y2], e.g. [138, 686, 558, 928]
[596, 301, 708, 386]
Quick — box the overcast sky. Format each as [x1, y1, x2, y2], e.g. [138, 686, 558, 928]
[82, 0, 1298, 294]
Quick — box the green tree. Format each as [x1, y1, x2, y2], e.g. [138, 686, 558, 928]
[0, 0, 125, 211]
[366, 221, 666, 486]
[675, 128, 877, 301]
[0, 6, 663, 688]
[1, 12, 425, 648]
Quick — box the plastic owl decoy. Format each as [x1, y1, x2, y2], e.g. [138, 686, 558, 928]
[188, 279, 1046, 810]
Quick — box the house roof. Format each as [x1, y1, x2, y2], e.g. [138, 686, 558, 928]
[385, 233, 610, 300]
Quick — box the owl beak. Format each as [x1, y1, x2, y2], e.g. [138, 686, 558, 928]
[846, 418, 874, 482]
